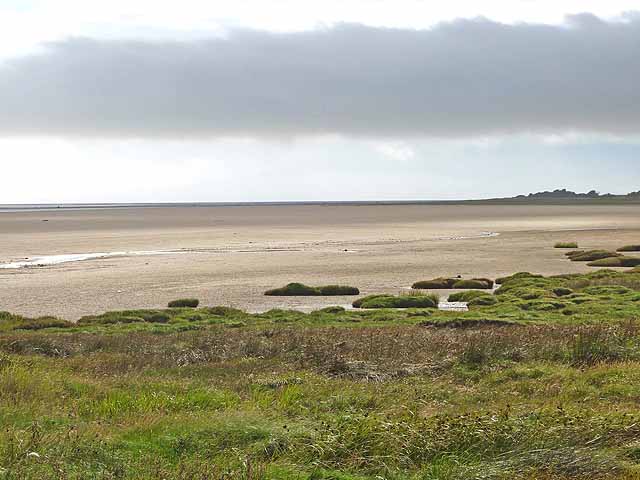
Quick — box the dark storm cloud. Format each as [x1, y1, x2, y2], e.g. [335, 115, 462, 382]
[1, 13, 640, 138]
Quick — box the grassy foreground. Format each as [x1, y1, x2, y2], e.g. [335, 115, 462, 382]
[3, 269, 640, 479]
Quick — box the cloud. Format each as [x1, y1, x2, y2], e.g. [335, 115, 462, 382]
[1, 13, 640, 138]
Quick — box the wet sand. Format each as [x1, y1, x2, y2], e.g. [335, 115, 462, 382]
[1, 204, 639, 319]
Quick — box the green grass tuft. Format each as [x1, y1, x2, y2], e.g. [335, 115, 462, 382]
[168, 298, 200, 308]
[411, 278, 457, 289]
[452, 279, 493, 289]
[567, 250, 621, 262]
[317, 285, 360, 296]
[617, 244, 640, 252]
[554, 242, 578, 248]
[352, 293, 439, 309]
[264, 283, 359, 296]
[587, 257, 640, 267]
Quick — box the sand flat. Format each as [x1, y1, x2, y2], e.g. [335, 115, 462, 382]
[1, 204, 639, 319]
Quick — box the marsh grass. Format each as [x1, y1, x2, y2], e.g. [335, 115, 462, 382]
[554, 242, 578, 248]
[352, 293, 439, 309]
[587, 257, 640, 267]
[265, 283, 359, 296]
[3, 270, 640, 477]
[617, 245, 640, 252]
[168, 298, 200, 308]
[568, 250, 621, 262]
[413, 278, 493, 289]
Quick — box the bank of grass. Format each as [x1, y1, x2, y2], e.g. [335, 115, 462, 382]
[3, 269, 640, 477]
[352, 292, 439, 309]
[554, 241, 578, 248]
[617, 244, 640, 252]
[412, 277, 493, 289]
[168, 298, 200, 308]
[264, 283, 360, 296]
[567, 250, 621, 262]
[587, 257, 640, 268]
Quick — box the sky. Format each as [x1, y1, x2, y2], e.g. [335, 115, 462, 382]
[1, 0, 639, 203]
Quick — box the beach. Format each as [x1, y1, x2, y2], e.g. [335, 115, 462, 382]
[1, 203, 639, 319]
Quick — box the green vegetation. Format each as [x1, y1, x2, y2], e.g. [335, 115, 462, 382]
[352, 292, 439, 309]
[317, 285, 360, 296]
[495, 272, 543, 284]
[452, 278, 493, 289]
[168, 298, 200, 308]
[617, 244, 640, 252]
[567, 250, 621, 262]
[587, 257, 640, 268]
[411, 277, 456, 289]
[3, 269, 640, 478]
[554, 241, 578, 248]
[413, 277, 493, 289]
[264, 283, 359, 296]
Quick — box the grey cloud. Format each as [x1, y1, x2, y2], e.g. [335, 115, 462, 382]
[1, 14, 640, 138]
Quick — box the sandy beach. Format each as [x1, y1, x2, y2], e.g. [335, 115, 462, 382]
[1, 203, 639, 319]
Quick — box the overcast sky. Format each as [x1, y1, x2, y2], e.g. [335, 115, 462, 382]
[1, 1, 639, 203]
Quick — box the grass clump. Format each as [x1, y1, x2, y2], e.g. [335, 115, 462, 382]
[553, 287, 574, 297]
[265, 283, 321, 296]
[554, 241, 578, 248]
[264, 283, 359, 296]
[168, 298, 200, 308]
[452, 279, 493, 289]
[587, 257, 640, 268]
[448, 291, 498, 307]
[13, 316, 73, 331]
[353, 293, 439, 309]
[317, 285, 360, 296]
[568, 250, 621, 262]
[413, 277, 493, 289]
[448, 290, 491, 302]
[617, 244, 640, 252]
[411, 278, 457, 289]
[495, 272, 543, 285]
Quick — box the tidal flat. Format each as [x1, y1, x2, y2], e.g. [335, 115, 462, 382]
[1, 203, 640, 319]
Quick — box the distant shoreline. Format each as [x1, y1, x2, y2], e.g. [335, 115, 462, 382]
[2, 197, 640, 212]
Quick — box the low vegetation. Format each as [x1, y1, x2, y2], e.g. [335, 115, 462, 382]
[587, 256, 640, 267]
[617, 244, 640, 252]
[168, 298, 200, 308]
[554, 241, 578, 248]
[264, 283, 359, 296]
[3, 269, 640, 478]
[567, 249, 621, 262]
[452, 278, 493, 289]
[412, 277, 493, 289]
[352, 292, 439, 309]
[411, 277, 457, 289]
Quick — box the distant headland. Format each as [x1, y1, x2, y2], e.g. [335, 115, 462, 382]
[470, 189, 640, 204]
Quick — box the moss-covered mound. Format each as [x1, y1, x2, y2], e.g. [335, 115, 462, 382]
[617, 245, 640, 252]
[553, 287, 574, 297]
[317, 285, 360, 295]
[265, 283, 359, 296]
[353, 294, 439, 309]
[447, 290, 498, 307]
[447, 290, 491, 302]
[411, 278, 457, 289]
[587, 257, 640, 268]
[554, 242, 578, 248]
[413, 277, 493, 289]
[495, 272, 543, 285]
[567, 250, 621, 262]
[168, 298, 200, 308]
[12, 316, 73, 330]
[453, 278, 493, 289]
